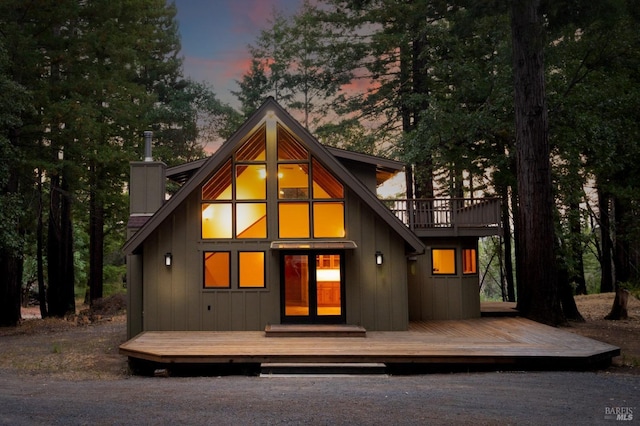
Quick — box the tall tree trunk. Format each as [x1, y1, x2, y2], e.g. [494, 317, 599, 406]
[47, 172, 75, 317]
[606, 196, 631, 320]
[511, 0, 565, 325]
[570, 201, 588, 295]
[36, 167, 48, 318]
[510, 184, 520, 303]
[597, 186, 614, 292]
[0, 172, 22, 327]
[0, 252, 23, 327]
[499, 184, 516, 302]
[89, 171, 104, 304]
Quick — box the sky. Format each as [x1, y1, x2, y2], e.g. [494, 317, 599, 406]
[172, 0, 304, 107]
[171, 1, 406, 195]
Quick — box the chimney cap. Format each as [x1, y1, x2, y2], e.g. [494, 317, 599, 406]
[144, 131, 153, 162]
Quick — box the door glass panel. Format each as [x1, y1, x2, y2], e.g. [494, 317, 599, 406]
[316, 254, 341, 316]
[284, 255, 309, 316]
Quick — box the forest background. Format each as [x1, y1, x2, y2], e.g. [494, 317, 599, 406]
[1, 0, 639, 327]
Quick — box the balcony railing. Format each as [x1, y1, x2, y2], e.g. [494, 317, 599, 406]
[385, 198, 502, 234]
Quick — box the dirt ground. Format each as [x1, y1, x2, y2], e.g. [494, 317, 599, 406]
[0, 292, 639, 379]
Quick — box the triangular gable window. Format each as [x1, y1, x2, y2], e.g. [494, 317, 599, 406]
[200, 121, 345, 240]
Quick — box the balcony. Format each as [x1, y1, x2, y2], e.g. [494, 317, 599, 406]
[385, 198, 502, 237]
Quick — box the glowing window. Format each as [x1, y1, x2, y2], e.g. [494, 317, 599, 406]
[312, 159, 343, 199]
[432, 249, 456, 275]
[463, 248, 477, 274]
[235, 125, 266, 161]
[202, 160, 232, 200]
[278, 125, 308, 160]
[204, 252, 230, 288]
[278, 164, 309, 199]
[236, 164, 266, 200]
[313, 202, 345, 238]
[239, 252, 265, 287]
[202, 203, 232, 239]
[236, 203, 267, 238]
[279, 203, 310, 238]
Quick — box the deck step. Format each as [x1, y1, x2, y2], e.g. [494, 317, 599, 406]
[480, 302, 519, 317]
[265, 324, 366, 338]
[260, 362, 386, 376]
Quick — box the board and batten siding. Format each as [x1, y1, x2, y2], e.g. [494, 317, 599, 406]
[344, 193, 410, 331]
[141, 191, 280, 332]
[408, 238, 481, 320]
[137, 187, 412, 333]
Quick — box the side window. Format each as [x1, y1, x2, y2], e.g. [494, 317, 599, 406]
[462, 248, 477, 274]
[432, 249, 456, 275]
[204, 252, 230, 288]
[239, 251, 265, 288]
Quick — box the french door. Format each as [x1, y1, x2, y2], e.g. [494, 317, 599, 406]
[281, 251, 345, 324]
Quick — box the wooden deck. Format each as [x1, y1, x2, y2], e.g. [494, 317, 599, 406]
[120, 317, 619, 372]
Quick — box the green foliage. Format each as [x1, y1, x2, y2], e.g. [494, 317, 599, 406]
[0, 0, 239, 320]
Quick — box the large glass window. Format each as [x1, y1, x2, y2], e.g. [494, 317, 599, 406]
[312, 159, 343, 199]
[278, 164, 309, 199]
[204, 252, 230, 288]
[432, 249, 456, 275]
[201, 125, 268, 240]
[202, 160, 232, 200]
[236, 126, 266, 161]
[313, 202, 345, 238]
[279, 203, 310, 238]
[236, 203, 267, 238]
[236, 164, 266, 200]
[239, 251, 265, 288]
[202, 203, 232, 238]
[276, 126, 345, 239]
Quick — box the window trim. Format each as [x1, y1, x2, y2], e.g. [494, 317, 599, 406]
[238, 251, 266, 288]
[203, 251, 231, 289]
[431, 248, 457, 275]
[462, 248, 478, 275]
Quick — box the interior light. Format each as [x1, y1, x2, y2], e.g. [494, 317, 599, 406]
[202, 205, 214, 221]
[258, 168, 267, 179]
[375, 251, 383, 266]
[164, 253, 172, 267]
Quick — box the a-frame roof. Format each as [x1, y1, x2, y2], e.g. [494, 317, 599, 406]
[123, 98, 424, 255]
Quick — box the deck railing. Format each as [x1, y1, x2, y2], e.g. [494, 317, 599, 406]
[384, 198, 501, 231]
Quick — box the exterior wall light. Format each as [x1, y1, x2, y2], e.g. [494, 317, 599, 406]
[164, 253, 173, 267]
[375, 251, 383, 266]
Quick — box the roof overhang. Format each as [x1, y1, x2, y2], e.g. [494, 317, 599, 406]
[270, 240, 358, 250]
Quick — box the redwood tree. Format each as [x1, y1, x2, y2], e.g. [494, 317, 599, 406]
[511, 0, 565, 325]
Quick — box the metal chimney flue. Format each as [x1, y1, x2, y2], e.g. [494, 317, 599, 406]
[143, 131, 153, 162]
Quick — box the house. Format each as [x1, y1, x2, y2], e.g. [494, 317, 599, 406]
[123, 98, 501, 339]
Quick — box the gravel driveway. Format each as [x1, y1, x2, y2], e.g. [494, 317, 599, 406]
[1, 370, 638, 425]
